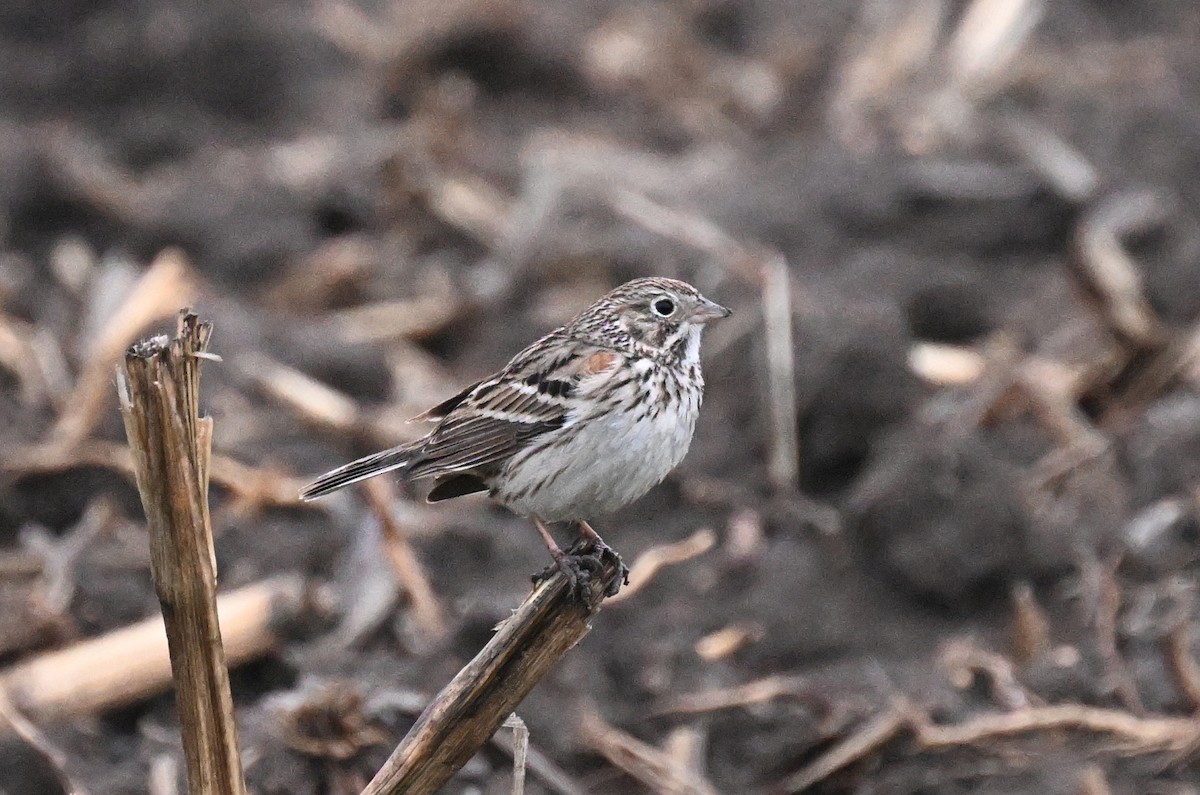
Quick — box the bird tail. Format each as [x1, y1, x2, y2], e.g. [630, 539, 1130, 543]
[299, 446, 415, 500]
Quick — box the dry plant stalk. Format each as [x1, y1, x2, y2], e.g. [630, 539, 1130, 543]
[117, 311, 246, 795]
[1070, 191, 1167, 352]
[1077, 765, 1114, 795]
[0, 691, 92, 795]
[1162, 623, 1200, 712]
[579, 707, 721, 795]
[653, 674, 812, 718]
[5, 438, 316, 510]
[501, 714, 528, 795]
[0, 310, 50, 405]
[606, 527, 715, 605]
[1010, 581, 1052, 664]
[362, 478, 446, 640]
[488, 726, 586, 795]
[773, 700, 911, 794]
[938, 639, 1032, 710]
[361, 549, 621, 795]
[0, 577, 304, 728]
[760, 254, 799, 489]
[913, 704, 1200, 753]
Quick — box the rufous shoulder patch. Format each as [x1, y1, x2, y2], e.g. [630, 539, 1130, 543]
[578, 350, 619, 376]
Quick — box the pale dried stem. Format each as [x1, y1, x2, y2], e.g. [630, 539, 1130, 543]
[25, 498, 116, 629]
[943, 334, 1024, 433]
[724, 506, 765, 562]
[829, 0, 945, 151]
[41, 124, 154, 221]
[44, 123, 405, 225]
[913, 704, 1200, 753]
[0, 577, 304, 727]
[1077, 765, 1114, 795]
[502, 714, 528, 795]
[579, 707, 721, 795]
[1120, 321, 1200, 414]
[361, 478, 446, 641]
[242, 353, 362, 433]
[1179, 322, 1200, 387]
[939, 639, 1033, 710]
[0, 311, 49, 405]
[608, 188, 747, 266]
[997, 112, 1098, 203]
[1014, 363, 1108, 452]
[361, 550, 620, 794]
[117, 311, 245, 795]
[908, 341, 987, 386]
[0, 690, 92, 795]
[905, 0, 1044, 153]
[775, 696, 1200, 792]
[653, 674, 813, 718]
[311, 0, 395, 63]
[1163, 623, 1200, 713]
[663, 726, 707, 777]
[1071, 192, 1170, 351]
[421, 173, 516, 250]
[313, 0, 517, 67]
[1090, 558, 1144, 715]
[489, 725, 587, 795]
[694, 622, 764, 661]
[606, 528, 716, 605]
[948, 0, 1045, 96]
[908, 340, 1097, 412]
[329, 271, 461, 344]
[5, 439, 316, 511]
[263, 237, 374, 312]
[908, 336, 1112, 492]
[772, 700, 911, 794]
[761, 254, 799, 489]
[1010, 581, 1052, 664]
[148, 756, 181, 795]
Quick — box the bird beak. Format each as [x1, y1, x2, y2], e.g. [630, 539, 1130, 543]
[691, 297, 732, 323]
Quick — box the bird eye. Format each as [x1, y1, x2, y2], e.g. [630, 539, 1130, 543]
[651, 297, 676, 317]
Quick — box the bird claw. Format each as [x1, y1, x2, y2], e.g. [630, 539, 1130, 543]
[532, 554, 595, 601]
[587, 540, 630, 598]
[531, 541, 629, 601]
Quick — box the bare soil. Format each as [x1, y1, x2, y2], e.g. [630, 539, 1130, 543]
[3, 1, 1200, 793]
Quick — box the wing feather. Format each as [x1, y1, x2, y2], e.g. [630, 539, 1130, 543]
[299, 331, 624, 501]
[403, 333, 622, 483]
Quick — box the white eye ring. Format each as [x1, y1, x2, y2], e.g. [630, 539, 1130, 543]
[651, 296, 676, 317]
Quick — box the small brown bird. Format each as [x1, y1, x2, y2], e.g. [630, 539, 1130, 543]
[301, 277, 730, 596]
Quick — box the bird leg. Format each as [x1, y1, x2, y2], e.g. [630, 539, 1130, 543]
[531, 516, 601, 601]
[575, 521, 630, 597]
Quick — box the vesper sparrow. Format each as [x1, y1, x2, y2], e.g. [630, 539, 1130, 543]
[301, 277, 730, 596]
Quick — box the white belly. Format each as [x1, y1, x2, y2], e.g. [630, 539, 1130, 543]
[496, 389, 699, 521]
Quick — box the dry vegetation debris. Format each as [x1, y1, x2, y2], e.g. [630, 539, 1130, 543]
[2, 0, 1200, 792]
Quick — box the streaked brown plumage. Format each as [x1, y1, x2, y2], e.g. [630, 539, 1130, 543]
[301, 277, 730, 595]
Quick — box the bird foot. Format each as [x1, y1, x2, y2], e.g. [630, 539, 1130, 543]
[585, 539, 630, 598]
[531, 540, 629, 601]
[532, 552, 602, 602]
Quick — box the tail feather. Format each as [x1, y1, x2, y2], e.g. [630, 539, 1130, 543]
[299, 447, 414, 500]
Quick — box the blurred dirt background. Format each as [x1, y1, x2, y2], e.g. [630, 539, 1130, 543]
[3, 0, 1200, 793]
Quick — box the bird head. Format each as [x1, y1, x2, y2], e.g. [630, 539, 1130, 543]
[572, 277, 731, 360]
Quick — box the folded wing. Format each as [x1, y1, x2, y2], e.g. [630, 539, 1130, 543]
[299, 331, 622, 501]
